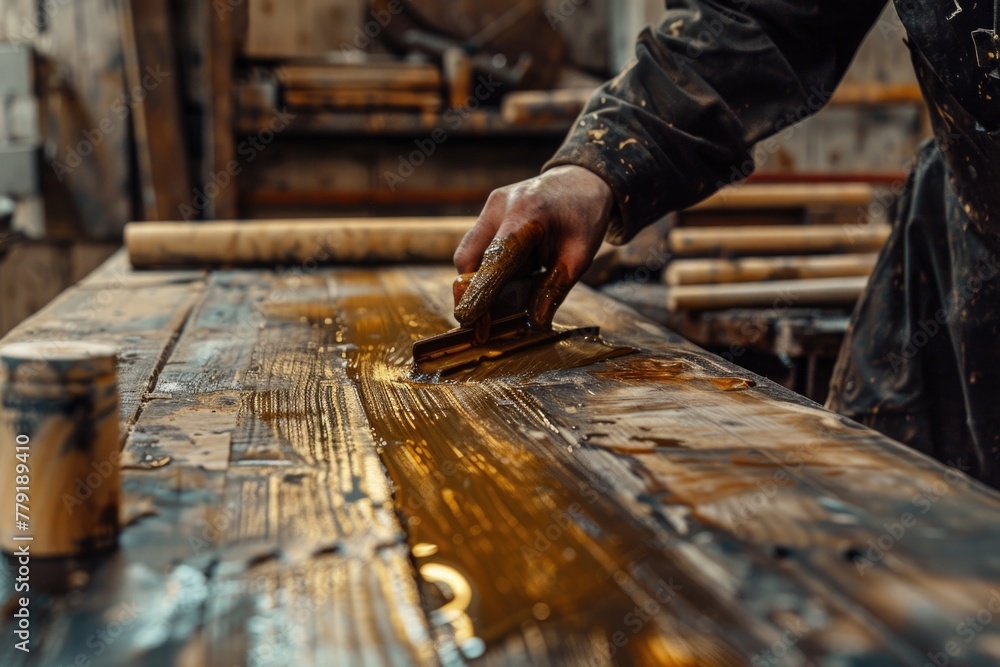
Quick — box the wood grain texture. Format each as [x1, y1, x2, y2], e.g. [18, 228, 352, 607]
[4, 259, 1000, 666]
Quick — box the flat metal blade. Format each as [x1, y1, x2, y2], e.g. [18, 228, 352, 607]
[412, 314, 591, 377]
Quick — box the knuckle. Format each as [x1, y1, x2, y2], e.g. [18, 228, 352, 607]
[485, 188, 508, 208]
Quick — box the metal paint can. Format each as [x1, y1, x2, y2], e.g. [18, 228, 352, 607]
[0, 342, 120, 557]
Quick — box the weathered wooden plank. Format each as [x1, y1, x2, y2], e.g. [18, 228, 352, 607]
[337, 268, 770, 664]
[115, 267, 438, 664]
[11, 258, 1000, 666]
[345, 266, 1000, 665]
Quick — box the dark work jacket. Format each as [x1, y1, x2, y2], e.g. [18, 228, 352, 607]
[546, 0, 1000, 486]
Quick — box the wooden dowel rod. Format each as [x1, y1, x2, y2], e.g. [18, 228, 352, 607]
[689, 183, 874, 211]
[667, 276, 869, 311]
[125, 217, 476, 268]
[664, 254, 879, 286]
[668, 224, 890, 257]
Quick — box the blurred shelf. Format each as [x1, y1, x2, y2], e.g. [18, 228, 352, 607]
[234, 108, 576, 138]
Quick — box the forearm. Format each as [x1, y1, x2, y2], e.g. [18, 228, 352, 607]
[545, 0, 885, 244]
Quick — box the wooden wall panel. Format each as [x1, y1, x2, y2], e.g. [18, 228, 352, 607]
[243, 0, 364, 58]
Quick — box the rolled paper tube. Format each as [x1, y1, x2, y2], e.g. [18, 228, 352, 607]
[124, 218, 477, 268]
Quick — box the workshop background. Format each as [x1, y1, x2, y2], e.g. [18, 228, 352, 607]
[0, 0, 923, 402]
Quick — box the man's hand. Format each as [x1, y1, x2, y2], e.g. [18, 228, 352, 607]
[453, 165, 615, 329]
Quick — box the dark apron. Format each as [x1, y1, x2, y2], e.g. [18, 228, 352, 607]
[827, 30, 1000, 486]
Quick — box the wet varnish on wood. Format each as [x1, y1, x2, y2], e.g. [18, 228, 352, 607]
[4, 251, 1000, 666]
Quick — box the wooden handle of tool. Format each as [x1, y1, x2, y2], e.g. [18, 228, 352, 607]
[668, 224, 890, 257]
[125, 217, 476, 268]
[664, 254, 879, 286]
[667, 276, 869, 311]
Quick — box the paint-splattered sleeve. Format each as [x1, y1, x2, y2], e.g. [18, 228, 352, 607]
[543, 0, 886, 244]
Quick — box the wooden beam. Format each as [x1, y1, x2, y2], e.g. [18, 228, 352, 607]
[690, 183, 874, 211]
[669, 224, 891, 256]
[829, 81, 924, 106]
[283, 88, 442, 112]
[119, 0, 191, 221]
[667, 276, 869, 311]
[199, 0, 237, 219]
[275, 62, 443, 91]
[665, 254, 879, 285]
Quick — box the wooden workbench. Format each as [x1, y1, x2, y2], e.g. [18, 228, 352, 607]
[4, 251, 1000, 666]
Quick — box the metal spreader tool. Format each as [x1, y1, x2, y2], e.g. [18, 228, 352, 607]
[411, 272, 585, 377]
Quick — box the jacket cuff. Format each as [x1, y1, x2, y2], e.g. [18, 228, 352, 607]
[542, 119, 652, 246]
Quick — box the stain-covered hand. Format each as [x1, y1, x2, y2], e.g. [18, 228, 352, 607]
[453, 165, 614, 329]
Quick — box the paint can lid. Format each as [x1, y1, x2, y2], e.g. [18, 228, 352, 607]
[0, 341, 118, 385]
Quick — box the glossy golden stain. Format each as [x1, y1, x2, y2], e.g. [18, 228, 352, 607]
[330, 270, 743, 666]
